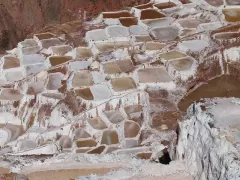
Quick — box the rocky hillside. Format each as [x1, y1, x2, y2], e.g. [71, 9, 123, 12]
[0, 0, 240, 179]
[0, 0, 148, 53]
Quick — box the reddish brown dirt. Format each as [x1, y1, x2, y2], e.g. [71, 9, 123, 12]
[178, 75, 240, 111]
[0, 173, 14, 180]
[0, 0, 148, 52]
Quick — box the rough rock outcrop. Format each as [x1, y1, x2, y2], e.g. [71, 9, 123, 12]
[177, 98, 240, 180]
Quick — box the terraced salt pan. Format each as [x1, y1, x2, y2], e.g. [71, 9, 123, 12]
[119, 17, 138, 27]
[177, 19, 203, 29]
[1, 56, 20, 70]
[140, 9, 166, 20]
[134, 35, 152, 42]
[90, 84, 112, 101]
[0, 1, 239, 179]
[150, 26, 179, 41]
[3, 67, 25, 82]
[26, 81, 45, 95]
[222, 7, 240, 22]
[159, 51, 187, 61]
[178, 40, 208, 52]
[102, 59, 133, 74]
[104, 110, 124, 124]
[124, 120, 140, 138]
[73, 47, 94, 59]
[49, 45, 73, 56]
[137, 67, 173, 83]
[76, 139, 97, 148]
[74, 128, 91, 140]
[18, 39, 41, 55]
[21, 54, 45, 65]
[93, 41, 131, 54]
[106, 25, 130, 38]
[159, 50, 196, 80]
[103, 61, 121, 74]
[179, 29, 197, 38]
[213, 32, 240, 40]
[47, 73, 64, 90]
[88, 117, 108, 130]
[104, 18, 120, 26]
[68, 61, 90, 71]
[141, 17, 174, 29]
[180, 0, 195, 7]
[47, 56, 72, 67]
[75, 91, 146, 120]
[154, 2, 177, 10]
[24, 63, 47, 76]
[129, 25, 149, 36]
[34, 32, 56, 41]
[101, 130, 119, 145]
[167, 57, 197, 80]
[40, 38, 64, 49]
[102, 11, 132, 19]
[85, 29, 108, 42]
[168, 57, 194, 71]
[124, 104, 143, 124]
[197, 21, 223, 32]
[111, 77, 137, 92]
[74, 88, 94, 100]
[155, 3, 181, 14]
[70, 70, 94, 88]
[145, 42, 166, 50]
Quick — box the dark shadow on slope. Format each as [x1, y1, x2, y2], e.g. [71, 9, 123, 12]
[159, 151, 171, 165]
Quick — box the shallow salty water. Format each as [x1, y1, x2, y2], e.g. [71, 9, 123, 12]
[178, 75, 240, 111]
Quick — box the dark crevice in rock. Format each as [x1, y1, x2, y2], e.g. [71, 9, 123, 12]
[159, 151, 171, 165]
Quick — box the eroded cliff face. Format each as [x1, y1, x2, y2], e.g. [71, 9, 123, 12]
[0, 0, 148, 52]
[177, 98, 240, 180]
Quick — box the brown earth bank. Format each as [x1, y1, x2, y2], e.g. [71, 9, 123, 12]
[178, 75, 240, 111]
[0, 0, 148, 53]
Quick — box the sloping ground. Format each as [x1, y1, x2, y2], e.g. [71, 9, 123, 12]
[0, 0, 240, 179]
[0, 0, 148, 52]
